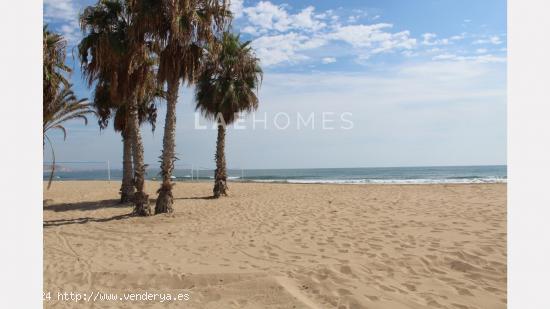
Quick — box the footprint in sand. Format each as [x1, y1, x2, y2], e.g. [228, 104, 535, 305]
[339, 265, 352, 275]
[454, 286, 474, 296]
[337, 288, 352, 296]
[402, 283, 417, 291]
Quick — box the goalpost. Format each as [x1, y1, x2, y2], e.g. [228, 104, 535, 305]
[43, 161, 245, 182]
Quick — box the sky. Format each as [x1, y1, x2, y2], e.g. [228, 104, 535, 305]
[43, 0, 507, 169]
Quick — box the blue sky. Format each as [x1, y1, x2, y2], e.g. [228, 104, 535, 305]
[44, 0, 506, 169]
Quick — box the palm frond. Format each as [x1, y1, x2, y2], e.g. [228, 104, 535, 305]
[43, 84, 94, 137]
[195, 32, 263, 125]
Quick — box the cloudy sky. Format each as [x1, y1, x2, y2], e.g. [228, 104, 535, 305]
[44, 0, 506, 169]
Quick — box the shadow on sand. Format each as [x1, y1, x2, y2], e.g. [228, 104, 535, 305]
[44, 199, 127, 212]
[44, 198, 158, 211]
[43, 199, 155, 227]
[175, 196, 215, 200]
[43, 213, 132, 227]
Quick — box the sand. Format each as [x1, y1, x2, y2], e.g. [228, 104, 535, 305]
[43, 181, 506, 308]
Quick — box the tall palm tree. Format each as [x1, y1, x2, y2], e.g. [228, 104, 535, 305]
[79, 0, 157, 216]
[43, 25, 71, 117]
[93, 81, 135, 202]
[195, 33, 262, 198]
[93, 80, 161, 203]
[43, 27, 93, 189]
[133, 0, 231, 213]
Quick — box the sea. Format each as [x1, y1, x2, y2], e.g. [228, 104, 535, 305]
[44, 165, 507, 185]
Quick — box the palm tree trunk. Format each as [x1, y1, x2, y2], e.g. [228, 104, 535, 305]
[120, 129, 135, 203]
[128, 96, 151, 216]
[155, 79, 179, 214]
[213, 123, 228, 198]
[131, 132, 137, 177]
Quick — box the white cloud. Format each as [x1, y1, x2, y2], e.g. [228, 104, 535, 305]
[432, 53, 457, 61]
[402, 50, 418, 57]
[469, 54, 506, 63]
[249, 14, 416, 66]
[422, 33, 451, 46]
[330, 24, 416, 53]
[322, 57, 337, 64]
[236, 1, 504, 68]
[450, 33, 466, 41]
[252, 32, 323, 66]
[44, 0, 82, 45]
[348, 15, 359, 23]
[243, 1, 325, 33]
[230, 0, 244, 18]
[422, 33, 437, 43]
[473, 35, 502, 45]
[59, 20, 81, 45]
[476, 48, 488, 54]
[299, 36, 327, 50]
[433, 53, 505, 63]
[292, 6, 326, 31]
[44, 0, 77, 22]
[251, 30, 329, 66]
[489, 36, 503, 44]
[241, 25, 260, 36]
[244, 1, 291, 32]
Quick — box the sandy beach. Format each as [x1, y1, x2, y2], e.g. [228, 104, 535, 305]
[43, 181, 506, 308]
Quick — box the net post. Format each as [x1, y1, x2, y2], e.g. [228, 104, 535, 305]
[107, 160, 111, 181]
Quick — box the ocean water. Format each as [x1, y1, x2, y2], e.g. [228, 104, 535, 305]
[44, 165, 507, 184]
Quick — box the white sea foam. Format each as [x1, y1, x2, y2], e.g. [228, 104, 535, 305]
[246, 177, 506, 185]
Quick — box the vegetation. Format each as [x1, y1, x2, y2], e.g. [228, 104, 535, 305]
[43, 26, 93, 189]
[195, 33, 263, 198]
[93, 80, 162, 203]
[43, 26, 71, 115]
[79, 0, 159, 216]
[45, 0, 262, 214]
[134, 0, 231, 213]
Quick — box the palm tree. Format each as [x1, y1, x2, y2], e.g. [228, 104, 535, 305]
[43, 25, 71, 117]
[195, 33, 262, 198]
[44, 86, 92, 141]
[93, 80, 161, 203]
[133, 0, 231, 213]
[43, 27, 93, 189]
[79, 0, 157, 216]
[93, 81, 135, 202]
[43, 85, 94, 189]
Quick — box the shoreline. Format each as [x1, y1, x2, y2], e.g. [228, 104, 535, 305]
[43, 179, 507, 186]
[42, 165, 507, 186]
